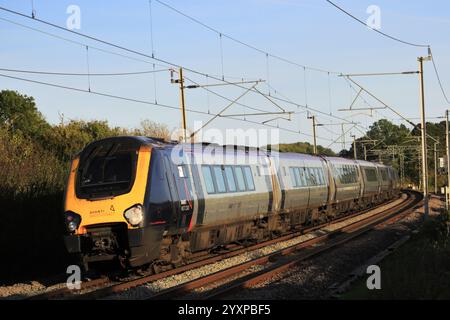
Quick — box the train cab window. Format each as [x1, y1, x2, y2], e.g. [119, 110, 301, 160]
[224, 166, 237, 192]
[77, 141, 138, 199]
[212, 166, 226, 193]
[234, 166, 247, 192]
[243, 166, 255, 191]
[202, 166, 216, 194]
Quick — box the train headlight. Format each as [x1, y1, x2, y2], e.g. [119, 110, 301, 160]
[124, 205, 144, 226]
[65, 211, 81, 233]
[68, 221, 78, 232]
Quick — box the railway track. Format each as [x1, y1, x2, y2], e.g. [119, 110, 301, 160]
[27, 191, 420, 300]
[147, 190, 422, 300]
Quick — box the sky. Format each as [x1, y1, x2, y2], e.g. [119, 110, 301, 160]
[0, 0, 449, 152]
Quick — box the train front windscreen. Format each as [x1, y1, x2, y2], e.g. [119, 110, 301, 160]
[75, 141, 139, 200]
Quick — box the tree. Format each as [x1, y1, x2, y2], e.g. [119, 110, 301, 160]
[0, 90, 50, 139]
[47, 119, 126, 161]
[271, 141, 336, 156]
[348, 119, 411, 162]
[132, 119, 170, 141]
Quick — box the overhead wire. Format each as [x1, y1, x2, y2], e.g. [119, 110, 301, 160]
[0, 72, 334, 142]
[324, 0, 429, 48]
[325, 1, 450, 106]
[154, 0, 340, 74]
[0, 7, 365, 133]
[429, 47, 450, 104]
[0, 67, 169, 76]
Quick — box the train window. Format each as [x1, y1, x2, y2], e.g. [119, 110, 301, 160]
[212, 166, 227, 193]
[347, 166, 352, 183]
[335, 165, 342, 183]
[296, 168, 303, 187]
[364, 167, 377, 182]
[316, 168, 322, 185]
[314, 168, 321, 185]
[78, 142, 137, 199]
[243, 166, 255, 191]
[224, 166, 237, 192]
[321, 168, 326, 185]
[289, 167, 298, 187]
[234, 166, 246, 191]
[298, 168, 306, 187]
[308, 168, 317, 186]
[202, 166, 216, 194]
[302, 167, 310, 186]
[345, 165, 350, 183]
[315, 168, 321, 185]
[316, 168, 323, 185]
[380, 168, 388, 181]
[335, 164, 356, 184]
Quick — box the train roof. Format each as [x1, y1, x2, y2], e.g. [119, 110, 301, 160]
[355, 160, 381, 167]
[324, 156, 358, 164]
[80, 136, 394, 169]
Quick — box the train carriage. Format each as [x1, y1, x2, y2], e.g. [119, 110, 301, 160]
[63, 136, 400, 271]
[324, 157, 362, 212]
[357, 160, 381, 206]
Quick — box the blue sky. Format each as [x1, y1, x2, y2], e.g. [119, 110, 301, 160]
[0, 0, 449, 151]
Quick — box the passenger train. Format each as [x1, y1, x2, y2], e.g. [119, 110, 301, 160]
[63, 136, 400, 270]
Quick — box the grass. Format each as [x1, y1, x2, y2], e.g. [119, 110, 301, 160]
[341, 214, 450, 300]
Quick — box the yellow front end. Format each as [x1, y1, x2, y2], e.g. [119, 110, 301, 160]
[63, 140, 157, 269]
[64, 145, 151, 234]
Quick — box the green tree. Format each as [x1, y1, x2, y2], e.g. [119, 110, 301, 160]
[132, 119, 170, 140]
[47, 119, 126, 162]
[271, 141, 335, 156]
[0, 90, 50, 138]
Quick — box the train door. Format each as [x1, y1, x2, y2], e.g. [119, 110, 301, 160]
[290, 161, 310, 210]
[164, 151, 195, 232]
[162, 154, 181, 232]
[323, 158, 336, 204]
[266, 156, 282, 213]
[306, 161, 328, 208]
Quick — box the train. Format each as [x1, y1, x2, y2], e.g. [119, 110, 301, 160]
[63, 136, 400, 270]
